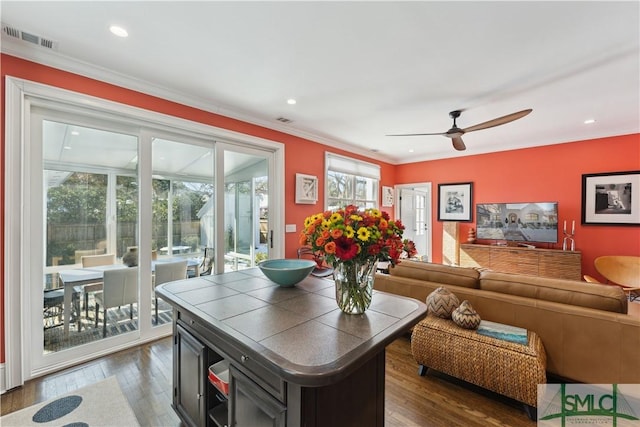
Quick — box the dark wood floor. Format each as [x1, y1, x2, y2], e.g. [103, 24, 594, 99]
[1, 334, 535, 427]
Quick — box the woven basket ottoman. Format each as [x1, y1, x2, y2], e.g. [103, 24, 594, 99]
[411, 316, 546, 420]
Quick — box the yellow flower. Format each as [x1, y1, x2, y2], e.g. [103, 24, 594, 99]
[369, 209, 382, 218]
[321, 218, 331, 229]
[357, 227, 371, 241]
[345, 226, 355, 238]
[330, 212, 343, 223]
[350, 214, 362, 222]
[304, 216, 314, 228]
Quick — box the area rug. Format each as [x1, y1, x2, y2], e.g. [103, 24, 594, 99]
[1, 376, 140, 426]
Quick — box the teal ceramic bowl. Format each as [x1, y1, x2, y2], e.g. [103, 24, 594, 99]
[258, 259, 317, 287]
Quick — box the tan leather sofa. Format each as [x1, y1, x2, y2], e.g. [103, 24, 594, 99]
[375, 260, 640, 384]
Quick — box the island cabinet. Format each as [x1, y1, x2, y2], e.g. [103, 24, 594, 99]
[460, 244, 581, 280]
[156, 268, 427, 427]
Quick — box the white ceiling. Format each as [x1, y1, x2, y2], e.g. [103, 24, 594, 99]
[2, 1, 639, 165]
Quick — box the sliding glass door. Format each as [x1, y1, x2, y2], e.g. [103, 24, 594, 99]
[7, 78, 283, 385]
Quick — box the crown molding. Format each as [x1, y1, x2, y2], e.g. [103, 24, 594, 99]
[1, 39, 394, 165]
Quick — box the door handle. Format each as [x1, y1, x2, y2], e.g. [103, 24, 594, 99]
[269, 230, 273, 249]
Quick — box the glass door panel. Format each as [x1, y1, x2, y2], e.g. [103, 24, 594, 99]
[36, 119, 139, 368]
[151, 138, 214, 326]
[223, 150, 269, 272]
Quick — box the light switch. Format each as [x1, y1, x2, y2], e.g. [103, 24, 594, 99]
[285, 224, 297, 233]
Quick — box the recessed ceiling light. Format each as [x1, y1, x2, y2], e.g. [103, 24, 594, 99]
[287, 99, 297, 105]
[584, 119, 596, 124]
[408, 149, 414, 153]
[110, 25, 128, 38]
[71, 131, 79, 136]
[63, 146, 71, 150]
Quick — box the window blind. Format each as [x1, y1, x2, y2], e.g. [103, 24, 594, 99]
[325, 153, 380, 179]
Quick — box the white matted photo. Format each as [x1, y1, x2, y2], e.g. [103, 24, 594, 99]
[295, 173, 318, 204]
[382, 186, 394, 207]
[581, 170, 640, 225]
[438, 182, 473, 221]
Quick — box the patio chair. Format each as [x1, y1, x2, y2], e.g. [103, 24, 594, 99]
[154, 260, 188, 323]
[95, 267, 138, 337]
[43, 288, 64, 329]
[76, 253, 116, 329]
[199, 247, 214, 276]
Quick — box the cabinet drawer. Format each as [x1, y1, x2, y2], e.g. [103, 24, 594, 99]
[177, 311, 286, 403]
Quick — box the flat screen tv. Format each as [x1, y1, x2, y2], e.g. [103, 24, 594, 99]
[476, 202, 559, 243]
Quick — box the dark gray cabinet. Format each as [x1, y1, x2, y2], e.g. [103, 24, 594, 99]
[174, 324, 227, 427]
[174, 317, 285, 427]
[174, 324, 209, 427]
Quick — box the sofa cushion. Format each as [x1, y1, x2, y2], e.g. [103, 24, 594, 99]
[390, 261, 480, 289]
[479, 271, 628, 314]
[426, 287, 460, 318]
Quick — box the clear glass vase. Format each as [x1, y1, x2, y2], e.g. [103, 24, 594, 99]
[333, 259, 377, 314]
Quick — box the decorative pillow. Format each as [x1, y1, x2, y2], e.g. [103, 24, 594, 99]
[452, 300, 481, 329]
[426, 287, 460, 319]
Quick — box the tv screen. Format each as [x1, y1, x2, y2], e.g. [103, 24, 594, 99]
[476, 202, 558, 243]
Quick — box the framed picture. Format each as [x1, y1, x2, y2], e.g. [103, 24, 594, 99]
[382, 186, 394, 207]
[295, 173, 318, 204]
[438, 182, 473, 221]
[581, 170, 640, 225]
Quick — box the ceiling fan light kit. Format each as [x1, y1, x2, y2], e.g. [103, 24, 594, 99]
[388, 108, 533, 151]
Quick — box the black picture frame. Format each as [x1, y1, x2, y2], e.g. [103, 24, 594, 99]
[581, 170, 640, 226]
[438, 182, 473, 222]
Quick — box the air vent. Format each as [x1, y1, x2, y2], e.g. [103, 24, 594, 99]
[276, 117, 293, 123]
[2, 23, 57, 50]
[3, 25, 19, 38]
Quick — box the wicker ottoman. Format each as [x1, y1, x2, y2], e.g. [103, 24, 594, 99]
[411, 316, 546, 419]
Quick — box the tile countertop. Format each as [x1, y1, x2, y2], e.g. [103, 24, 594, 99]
[156, 267, 427, 387]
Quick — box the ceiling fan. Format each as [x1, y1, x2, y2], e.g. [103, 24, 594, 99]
[387, 108, 532, 151]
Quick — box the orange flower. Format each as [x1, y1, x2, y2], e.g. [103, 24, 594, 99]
[330, 228, 343, 239]
[324, 241, 336, 254]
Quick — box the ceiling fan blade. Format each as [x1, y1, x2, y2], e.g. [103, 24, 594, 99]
[452, 136, 466, 151]
[386, 132, 446, 137]
[462, 109, 532, 133]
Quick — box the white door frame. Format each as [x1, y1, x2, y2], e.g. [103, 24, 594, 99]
[394, 183, 432, 262]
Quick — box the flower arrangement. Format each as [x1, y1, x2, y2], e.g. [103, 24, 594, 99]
[299, 205, 417, 314]
[299, 205, 417, 268]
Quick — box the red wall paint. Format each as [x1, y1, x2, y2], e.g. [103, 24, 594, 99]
[396, 134, 640, 278]
[0, 54, 396, 363]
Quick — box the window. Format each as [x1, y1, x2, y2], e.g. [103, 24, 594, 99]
[325, 153, 380, 209]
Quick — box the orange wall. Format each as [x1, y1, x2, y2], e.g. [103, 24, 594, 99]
[397, 134, 640, 277]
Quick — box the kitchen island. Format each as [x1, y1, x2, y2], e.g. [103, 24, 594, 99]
[156, 267, 427, 427]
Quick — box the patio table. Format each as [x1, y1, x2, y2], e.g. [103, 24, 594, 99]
[57, 258, 200, 338]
